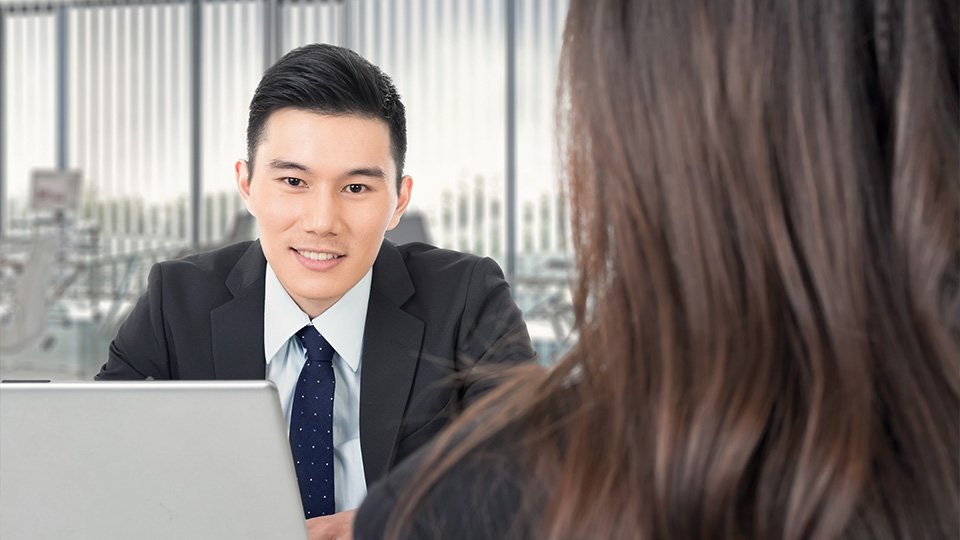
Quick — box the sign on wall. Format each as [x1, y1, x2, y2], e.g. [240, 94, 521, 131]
[30, 169, 82, 213]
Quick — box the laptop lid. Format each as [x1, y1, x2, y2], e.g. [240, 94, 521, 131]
[0, 381, 308, 540]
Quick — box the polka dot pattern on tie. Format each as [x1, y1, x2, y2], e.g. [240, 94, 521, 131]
[289, 325, 336, 518]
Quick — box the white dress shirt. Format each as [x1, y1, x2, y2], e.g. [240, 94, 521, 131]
[263, 263, 371, 511]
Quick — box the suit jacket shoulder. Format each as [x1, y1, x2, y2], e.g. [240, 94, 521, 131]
[400, 242, 532, 369]
[360, 242, 536, 481]
[373, 241, 533, 383]
[388, 242, 499, 308]
[97, 241, 266, 380]
[147, 241, 258, 311]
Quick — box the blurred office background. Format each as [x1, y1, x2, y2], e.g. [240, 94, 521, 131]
[0, 0, 574, 380]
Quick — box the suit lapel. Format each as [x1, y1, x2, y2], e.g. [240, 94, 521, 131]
[359, 241, 425, 485]
[210, 241, 268, 380]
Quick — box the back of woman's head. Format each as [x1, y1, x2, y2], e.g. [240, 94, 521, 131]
[557, 0, 958, 538]
[383, 1, 958, 538]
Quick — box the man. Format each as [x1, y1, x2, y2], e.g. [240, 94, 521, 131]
[97, 44, 535, 539]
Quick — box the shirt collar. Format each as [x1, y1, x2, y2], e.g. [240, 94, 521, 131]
[263, 264, 372, 373]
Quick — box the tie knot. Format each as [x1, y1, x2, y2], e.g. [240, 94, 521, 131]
[296, 325, 334, 364]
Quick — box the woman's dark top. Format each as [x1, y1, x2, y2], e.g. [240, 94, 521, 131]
[354, 427, 541, 539]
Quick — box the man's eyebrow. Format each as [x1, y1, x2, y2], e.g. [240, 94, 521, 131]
[268, 159, 312, 173]
[344, 167, 388, 180]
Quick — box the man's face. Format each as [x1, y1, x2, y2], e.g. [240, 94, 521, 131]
[236, 108, 412, 318]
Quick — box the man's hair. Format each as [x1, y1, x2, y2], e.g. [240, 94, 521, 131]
[246, 43, 407, 189]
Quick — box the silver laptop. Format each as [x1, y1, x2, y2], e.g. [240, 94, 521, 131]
[0, 381, 308, 540]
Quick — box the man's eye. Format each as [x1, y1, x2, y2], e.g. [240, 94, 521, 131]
[346, 184, 367, 194]
[284, 177, 304, 187]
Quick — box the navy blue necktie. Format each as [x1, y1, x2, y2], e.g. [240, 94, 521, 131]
[290, 325, 336, 518]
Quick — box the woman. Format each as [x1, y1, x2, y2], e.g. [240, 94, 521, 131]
[356, 0, 959, 538]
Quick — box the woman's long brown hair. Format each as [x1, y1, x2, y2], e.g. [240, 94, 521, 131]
[386, 0, 959, 538]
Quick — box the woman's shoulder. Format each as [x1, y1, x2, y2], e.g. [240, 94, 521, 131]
[355, 422, 541, 539]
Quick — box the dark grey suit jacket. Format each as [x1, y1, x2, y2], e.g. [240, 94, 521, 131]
[96, 240, 535, 486]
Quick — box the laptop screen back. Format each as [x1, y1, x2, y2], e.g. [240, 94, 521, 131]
[0, 381, 307, 540]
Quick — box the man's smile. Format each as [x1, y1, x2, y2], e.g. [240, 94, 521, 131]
[294, 248, 345, 261]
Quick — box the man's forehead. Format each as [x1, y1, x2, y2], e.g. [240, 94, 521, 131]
[253, 110, 396, 177]
[259, 109, 388, 146]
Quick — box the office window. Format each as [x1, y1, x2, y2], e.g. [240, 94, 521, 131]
[0, 0, 573, 380]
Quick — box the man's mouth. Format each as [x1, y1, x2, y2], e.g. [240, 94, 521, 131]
[294, 249, 344, 261]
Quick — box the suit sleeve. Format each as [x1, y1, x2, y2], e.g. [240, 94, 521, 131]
[455, 257, 536, 405]
[95, 263, 172, 380]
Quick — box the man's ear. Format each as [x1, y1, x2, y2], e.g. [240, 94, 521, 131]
[235, 159, 256, 217]
[387, 175, 414, 230]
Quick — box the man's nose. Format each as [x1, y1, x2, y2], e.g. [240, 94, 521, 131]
[301, 191, 340, 235]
